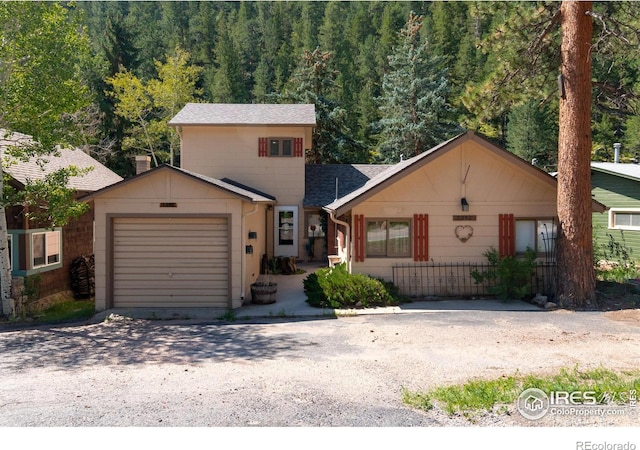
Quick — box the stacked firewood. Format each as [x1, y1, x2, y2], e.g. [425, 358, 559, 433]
[70, 255, 95, 299]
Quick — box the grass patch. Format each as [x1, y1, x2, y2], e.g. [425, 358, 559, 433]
[403, 366, 640, 420]
[36, 299, 95, 324]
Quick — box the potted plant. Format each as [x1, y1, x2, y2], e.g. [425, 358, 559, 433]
[251, 260, 277, 304]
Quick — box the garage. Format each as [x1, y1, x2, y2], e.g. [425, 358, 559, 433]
[112, 216, 230, 308]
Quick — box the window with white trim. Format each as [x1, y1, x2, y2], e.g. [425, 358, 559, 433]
[609, 209, 640, 231]
[306, 212, 326, 238]
[515, 219, 556, 254]
[366, 219, 411, 257]
[269, 138, 293, 157]
[32, 230, 61, 268]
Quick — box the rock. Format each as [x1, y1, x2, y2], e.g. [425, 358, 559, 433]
[544, 302, 557, 309]
[533, 294, 547, 306]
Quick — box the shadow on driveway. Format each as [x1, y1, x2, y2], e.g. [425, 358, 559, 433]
[0, 317, 332, 372]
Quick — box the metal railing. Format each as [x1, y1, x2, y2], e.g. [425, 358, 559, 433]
[392, 261, 557, 299]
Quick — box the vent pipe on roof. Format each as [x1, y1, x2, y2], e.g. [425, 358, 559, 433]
[135, 155, 151, 174]
[614, 143, 622, 164]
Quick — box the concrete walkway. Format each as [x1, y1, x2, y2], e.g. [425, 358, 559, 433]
[95, 262, 540, 321]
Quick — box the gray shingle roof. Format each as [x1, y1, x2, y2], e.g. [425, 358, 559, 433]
[1, 129, 123, 192]
[591, 162, 640, 182]
[168, 103, 316, 126]
[304, 164, 392, 207]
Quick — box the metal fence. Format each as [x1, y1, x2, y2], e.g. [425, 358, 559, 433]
[391, 261, 557, 299]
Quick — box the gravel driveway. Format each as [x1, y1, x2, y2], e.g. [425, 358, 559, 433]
[0, 308, 639, 427]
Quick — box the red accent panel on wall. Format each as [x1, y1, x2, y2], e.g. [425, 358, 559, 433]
[353, 214, 365, 262]
[293, 138, 303, 157]
[499, 213, 515, 257]
[413, 214, 429, 261]
[258, 137, 268, 157]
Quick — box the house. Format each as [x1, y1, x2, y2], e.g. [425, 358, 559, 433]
[322, 131, 606, 296]
[86, 104, 605, 312]
[85, 103, 315, 311]
[591, 161, 640, 257]
[1, 129, 122, 312]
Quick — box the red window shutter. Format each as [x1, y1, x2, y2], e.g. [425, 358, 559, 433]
[258, 137, 268, 157]
[293, 138, 303, 157]
[413, 214, 429, 261]
[499, 213, 515, 257]
[353, 214, 365, 262]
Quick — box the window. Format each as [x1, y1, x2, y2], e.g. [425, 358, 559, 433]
[610, 209, 640, 231]
[306, 212, 326, 238]
[515, 219, 556, 254]
[7, 234, 12, 271]
[366, 219, 410, 257]
[269, 138, 293, 157]
[32, 230, 61, 268]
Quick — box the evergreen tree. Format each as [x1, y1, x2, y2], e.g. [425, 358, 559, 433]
[376, 12, 460, 163]
[506, 100, 558, 170]
[280, 48, 368, 164]
[211, 15, 246, 103]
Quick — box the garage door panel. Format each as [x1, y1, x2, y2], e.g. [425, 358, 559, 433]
[113, 217, 230, 308]
[114, 244, 229, 254]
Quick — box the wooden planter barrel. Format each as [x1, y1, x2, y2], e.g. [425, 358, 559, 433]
[251, 282, 277, 304]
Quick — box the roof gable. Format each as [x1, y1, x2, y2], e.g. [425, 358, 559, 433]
[81, 165, 276, 203]
[168, 103, 316, 126]
[1, 129, 123, 192]
[324, 131, 605, 216]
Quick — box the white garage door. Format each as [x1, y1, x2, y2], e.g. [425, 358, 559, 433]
[113, 217, 229, 308]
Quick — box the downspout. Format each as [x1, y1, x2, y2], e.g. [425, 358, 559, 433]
[327, 210, 351, 274]
[241, 203, 260, 302]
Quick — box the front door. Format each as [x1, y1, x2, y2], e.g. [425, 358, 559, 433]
[274, 206, 298, 257]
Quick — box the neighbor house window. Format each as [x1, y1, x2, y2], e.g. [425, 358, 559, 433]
[609, 209, 640, 231]
[7, 234, 12, 271]
[269, 138, 293, 157]
[515, 219, 556, 254]
[32, 230, 61, 268]
[366, 219, 410, 257]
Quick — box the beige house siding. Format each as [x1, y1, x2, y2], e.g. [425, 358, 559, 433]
[350, 140, 558, 281]
[93, 169, 268, 311]
[179, 125, 312, 258]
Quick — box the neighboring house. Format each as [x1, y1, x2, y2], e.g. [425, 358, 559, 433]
[1, 130, 123, 304]
[591, 162, 640, 257]
[86, 104, 605, 312]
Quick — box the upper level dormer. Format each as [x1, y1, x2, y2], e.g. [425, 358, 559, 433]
[169, 103, 316, 205]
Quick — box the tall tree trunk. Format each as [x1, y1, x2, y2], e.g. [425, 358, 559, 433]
[557, 0, 595, 309]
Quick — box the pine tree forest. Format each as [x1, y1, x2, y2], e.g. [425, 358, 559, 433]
[6, 1, 640, 176]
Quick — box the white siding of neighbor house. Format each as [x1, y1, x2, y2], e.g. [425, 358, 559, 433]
[93, 169, 268, 311]
[178, 125, 312, 258]
[351, 140, 558, 281]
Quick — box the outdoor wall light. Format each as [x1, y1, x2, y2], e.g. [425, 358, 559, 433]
[245, 245, 254, 254]
[461, 197, 470, 212]
[248, 231, 257, 239]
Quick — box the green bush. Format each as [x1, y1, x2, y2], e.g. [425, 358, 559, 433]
[304, 263, 396, 308]
[471, 247, 537, 300]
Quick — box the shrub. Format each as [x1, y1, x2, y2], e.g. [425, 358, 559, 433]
[304, 263, 396, 308]
[471, 247, 537, 300]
